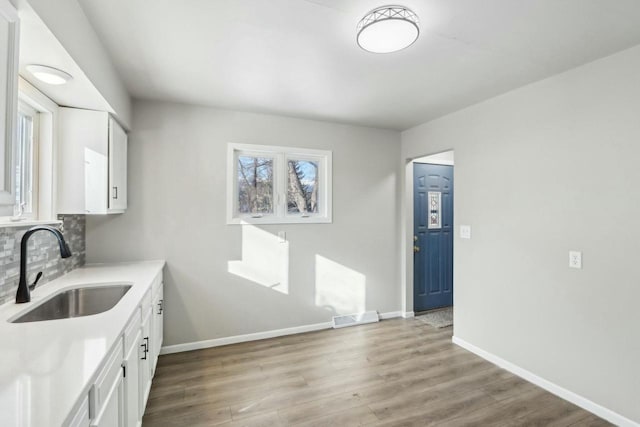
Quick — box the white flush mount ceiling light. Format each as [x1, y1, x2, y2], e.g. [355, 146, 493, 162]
[26, 65, 73, 85]
[357, 5, 419, 54]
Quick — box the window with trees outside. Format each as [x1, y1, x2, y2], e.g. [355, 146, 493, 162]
[227, 143, 332, 224]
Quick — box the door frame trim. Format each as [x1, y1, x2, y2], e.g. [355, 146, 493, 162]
[401, 150, 455, 317]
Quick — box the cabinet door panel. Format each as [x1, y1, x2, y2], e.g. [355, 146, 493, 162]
[123, 329, 141, 427]
[68, 395, 90, 427]
[90, 371, 123, 427]
[58, 108, 110, 214]
[151, 286, 164, 375]
[84, 148, 108, 214]
[139, 308, 152, 418]
[91, 340, 124, 419]
[108, 117, 127, 211]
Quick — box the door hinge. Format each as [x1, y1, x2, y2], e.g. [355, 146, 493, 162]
[122, 364, 126, 378]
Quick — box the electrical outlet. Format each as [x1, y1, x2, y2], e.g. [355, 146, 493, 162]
[569, 251, 582, 269]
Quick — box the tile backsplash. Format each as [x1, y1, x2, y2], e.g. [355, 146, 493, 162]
[0, 215, 86, 305]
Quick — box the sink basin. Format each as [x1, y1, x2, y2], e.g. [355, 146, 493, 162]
[11, 284, 132, 323]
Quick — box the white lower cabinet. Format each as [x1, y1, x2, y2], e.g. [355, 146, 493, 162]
[64, 277, 164, 427]
[68, 396, 90, 427]
[123, 313, 142, 427]
[151, 285, 164, 375]
[139, 306, 152, 414]
[90, 341, 125, 427]
[124, 330, 141, 427]
[90, 375, 124, 427]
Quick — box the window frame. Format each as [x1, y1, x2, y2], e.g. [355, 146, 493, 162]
[15, 98, 39, 219]
[227, 143, 332, 225]
[0, 78, 58, 224]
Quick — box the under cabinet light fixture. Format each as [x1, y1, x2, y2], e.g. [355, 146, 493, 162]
[26, 65, 73, 85]
[357, 5, 419, 53]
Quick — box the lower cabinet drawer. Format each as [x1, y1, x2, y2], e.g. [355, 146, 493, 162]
[89, 338, 124, 419]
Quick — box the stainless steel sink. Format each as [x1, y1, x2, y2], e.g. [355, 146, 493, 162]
[11, 284, 132, 323]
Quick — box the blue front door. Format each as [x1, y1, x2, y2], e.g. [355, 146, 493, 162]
[413, 163, 453, 312]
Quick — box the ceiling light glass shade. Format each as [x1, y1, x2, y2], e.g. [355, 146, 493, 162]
[26, 65, 73, 85]
[357, 5, 419, 53]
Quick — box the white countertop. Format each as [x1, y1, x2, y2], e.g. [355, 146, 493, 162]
[0, 261, 165, 427]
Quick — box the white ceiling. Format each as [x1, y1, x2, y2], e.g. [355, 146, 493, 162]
[78, 0, 640, 130]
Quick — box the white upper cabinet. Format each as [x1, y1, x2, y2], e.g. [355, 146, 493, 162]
[58, 108, 128, 214]
[109, 116, 127, 211]
[0, 0, 19, 211]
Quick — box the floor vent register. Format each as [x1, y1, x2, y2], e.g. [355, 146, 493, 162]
[332, 310, 379, 329]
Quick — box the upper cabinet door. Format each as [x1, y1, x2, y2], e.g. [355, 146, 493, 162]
[0, 0, 19, 209]
[58, 108, 128, 214]
[108, 117, 127, 211]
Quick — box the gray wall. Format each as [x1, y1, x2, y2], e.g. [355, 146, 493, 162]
[86, 101, 401, 346]
[401, 45, 640, 423]
[0, 215, 86, 304]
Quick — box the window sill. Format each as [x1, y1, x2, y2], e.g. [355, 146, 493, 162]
[227, 216, 332, 225]
[0, 219, 62, 229]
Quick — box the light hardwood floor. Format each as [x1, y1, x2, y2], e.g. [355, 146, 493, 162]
[143, 318, 611, 426]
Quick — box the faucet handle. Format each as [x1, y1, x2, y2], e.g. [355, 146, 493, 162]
[29, 272, 43, 291]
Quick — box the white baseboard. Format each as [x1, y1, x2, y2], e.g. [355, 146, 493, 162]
[402, 311, 415, 318]
[161, 321, 332, 355]
[379, 311, 402, 319]
[452, 336, 639, 427]
[160, 311, 403, 355]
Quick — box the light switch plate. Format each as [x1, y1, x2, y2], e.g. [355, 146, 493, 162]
[569, 251, 582, 269]
[460, 225, 471, 239]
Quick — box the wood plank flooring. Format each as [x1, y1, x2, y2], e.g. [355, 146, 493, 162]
[143, 318, 611, 426]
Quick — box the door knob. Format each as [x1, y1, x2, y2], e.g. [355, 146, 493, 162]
[413, 245, 420, 253]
